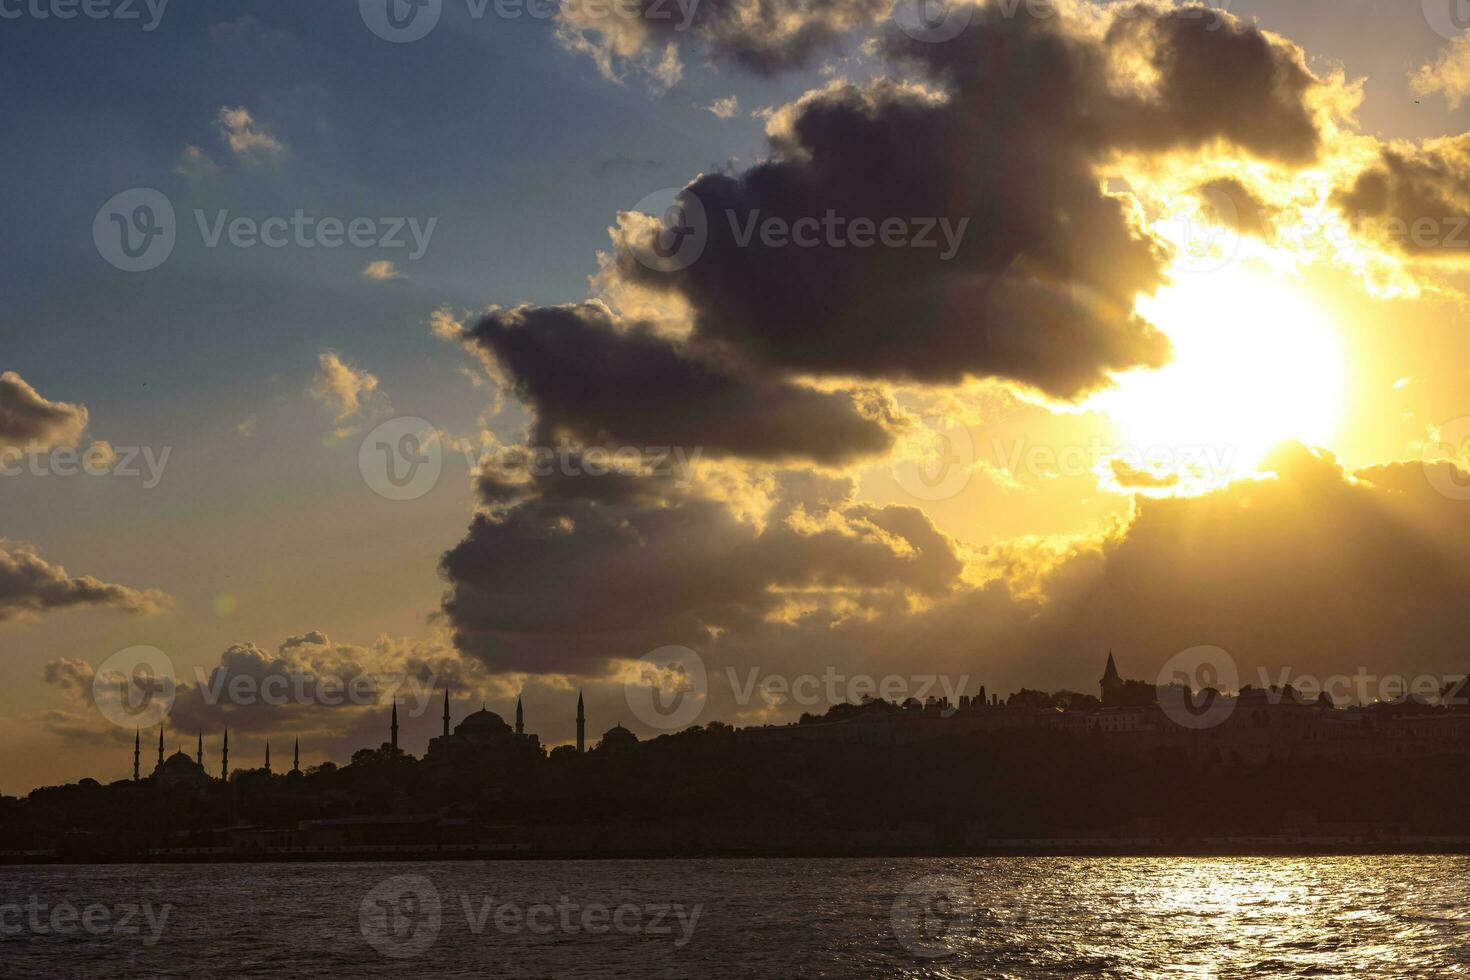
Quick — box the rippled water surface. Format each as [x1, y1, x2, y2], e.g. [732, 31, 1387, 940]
[4, 857, 1469, 978]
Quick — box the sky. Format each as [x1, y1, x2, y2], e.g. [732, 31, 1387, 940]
[5, 0, 1470, 792]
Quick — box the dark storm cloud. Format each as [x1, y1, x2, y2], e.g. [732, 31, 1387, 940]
[461, 303, 899, 465]
[0, 371, 88, 449]
[1196, 177, 1275, 239]
[1333, 134, 1470, 259]
[611, 6, 1328, 399]
[0, 540, 170, 623]
[1098, 6, 1322, 163]
[440, 467, 964, 673]
[617, 77, 1171, 399]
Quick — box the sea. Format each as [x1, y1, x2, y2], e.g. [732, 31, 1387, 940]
[2, 856, 1468, 978]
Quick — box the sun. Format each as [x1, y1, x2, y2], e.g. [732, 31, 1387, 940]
[1090, 265, 1347, 489]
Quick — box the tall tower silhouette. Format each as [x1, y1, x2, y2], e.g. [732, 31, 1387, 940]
[133, 730, 140, 781]
[264, 740, 271, 775]
[292, 738, 300, 774]
[196, 732, 203, 767]
[576, 690, 585, 753]
[442, 686, 450, 738]
[157, 725, 164, 767]
[1100, 650, 1123, 706]
[390, 701, 399, 753]
[516, 695, 524, 735]
[221, 729, 229, 781]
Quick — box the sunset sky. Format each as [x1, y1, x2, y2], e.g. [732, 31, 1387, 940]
[5, 0, 1470, 792]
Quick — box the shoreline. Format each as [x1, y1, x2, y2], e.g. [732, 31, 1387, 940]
[7, 838, 1470, 865]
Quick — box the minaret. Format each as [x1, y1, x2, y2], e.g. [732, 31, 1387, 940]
[221, 729, 229, 781]
[576, 690, 585, 753]
[515, 695, 524, 735]
[390, 701, 399, 753]
[264, 740, 271, 775]
[1100, 649, 1123, 705]
[442, 687, 450, 738]
[292, 738, 300, 774]
[196, 732, 203, 767]
[157, 725, 164, 767]
[133, 730, 140, 781]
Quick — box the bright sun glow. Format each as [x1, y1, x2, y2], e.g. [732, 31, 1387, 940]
[1091, 266, 1347, 490]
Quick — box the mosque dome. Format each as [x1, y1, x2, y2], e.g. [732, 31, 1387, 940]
[455, 708, 511, 736]
[600, 725, 638, 746]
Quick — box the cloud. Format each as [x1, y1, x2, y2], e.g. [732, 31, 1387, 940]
[175, 144, 220, 180]
[458, 303, 901, 465]
[1108, 457, 1182, 491]
[1412, 35, 1470, 110]
[41, 629, 500, 761]
[441, 464, 964, 674]
[216, 105, 284, 159]
[1196, 177, 1276, 239]
[1332, 133, 1470, 261]
[599, 6, 1333, 400]
[706, 95, 740, 119]
[307, 352, 387, 437]
[1091, 5, 1323, 164]
[0, 540, 171, 624]
[614, 76, 1171, 399]
[0, 372, 88, 449]
[361, 260, 403, 282]
[556, 0, 888, 86]
[433, 2, 1357, 700]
